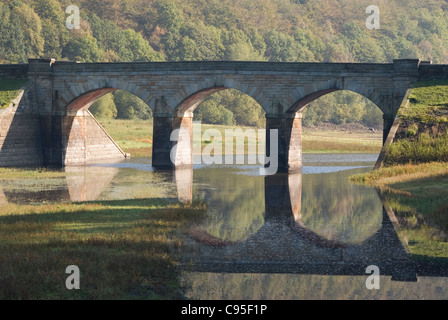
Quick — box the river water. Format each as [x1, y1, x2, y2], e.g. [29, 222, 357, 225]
[1, 153, 448, 299]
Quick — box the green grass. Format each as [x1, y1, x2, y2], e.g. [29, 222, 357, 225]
[98, 119, 154, 157]
[302, 129, 382, 153]
[400, 80, 448, 123]
[0, 166, 207, 299]
[384, 133, 448, 166]
[98, 119, 383, 156]
[382, 80, 448, 165]
[0, 167, 69, 180]
[0, 79, 28, 109]
[0, 190, 205, 299]
[350, 162, 448, 185]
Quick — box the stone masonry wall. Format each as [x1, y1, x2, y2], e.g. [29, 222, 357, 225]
[63, 110, 126, 165]
[0, 83, 43, 167]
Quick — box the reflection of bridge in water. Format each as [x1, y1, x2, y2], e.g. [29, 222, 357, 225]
[0, 163, 427, 281]
[177, 167, 418, 282]
[0, 166, 119, 204]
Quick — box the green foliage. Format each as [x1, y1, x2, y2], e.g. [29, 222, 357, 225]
[0, 79, 28, 109]
[385, 133, 448, 165]
[401, 80, 448, 123]
[63, 35, 103, 62]
[406, 123, 419, 137]
[89, 93, 117, 119]
[89, 90, 152, 121]
[0, 3, 26, 63]
[89, 14, 164, 62]
[221, 28, 265, 61]
[33, 0, 69, 58]
[195, 97, 235, 126]
[113, 90, 152, 120]
[155, 0, 184, 31]
[264, 30, 315, 62]
[303, 91, 382, 128]
[195, 90, 265, 127]
[12, 3, 44, 59]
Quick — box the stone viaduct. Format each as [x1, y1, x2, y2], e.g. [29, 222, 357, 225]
[0, 58, 438, 170]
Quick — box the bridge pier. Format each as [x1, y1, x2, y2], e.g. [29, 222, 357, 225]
[383, 113, 395, 145]
[60, 110, 127, 165]
[264, 172, 302, 223]
[152, 114, 174, 168]
[152, 112, 194, 168]
[265, 113, 302, 172]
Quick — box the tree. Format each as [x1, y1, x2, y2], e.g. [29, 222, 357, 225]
[89, 93, 117, 119]
[264, 30, 300, 62]
[89, 14, 164, 62]
[221, 28, 265, 61]
[339, 22, 386, 63]
[0, 4, 26, 63]
[63, 35, 103, 62]
[12, 3, 45, 59]
[33, 0, 69, 59]
[227, 92, 265, 127]
[264, 30, 314, 62]
[156, 0, 184, 31]
[195, 97, 236, 126]
[177, 36, 202, 61]
[114, 90, 152, 120]
[120, 28, 164, 62]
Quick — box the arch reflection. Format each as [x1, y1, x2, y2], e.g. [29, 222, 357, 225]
[181, 167, 417, 281]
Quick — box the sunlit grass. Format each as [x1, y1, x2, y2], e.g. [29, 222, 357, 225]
[0, 168, 68, 180]
[302, 128, 382, 153]
[0, 199, 205, 299]
[98, 119, 383, 156]
[350, 162, 448, 186]
[401, 80, 448, 123]
[0, 79, 28, 109]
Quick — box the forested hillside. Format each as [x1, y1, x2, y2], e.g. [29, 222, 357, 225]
[2, 0, 448, 127]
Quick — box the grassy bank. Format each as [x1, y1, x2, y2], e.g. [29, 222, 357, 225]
[98, 119, 382, 157]
[384, 133, 448, 165]
[0, 168, 205, 299]
[384, 80, 448, 166]
[400, 80, 448, 123]
[350, 162, 448, 186]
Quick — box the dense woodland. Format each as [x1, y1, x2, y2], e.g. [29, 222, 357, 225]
[2, 0, 448, 127]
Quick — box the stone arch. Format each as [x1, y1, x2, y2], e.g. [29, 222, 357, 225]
[59, 83, 152, 166]
[165, 84, 268, 168]
[285, 80, 385, 115]
[169, 77, 270, 115]
[274, 84, 387, 173]
[59, 79, 151, 114]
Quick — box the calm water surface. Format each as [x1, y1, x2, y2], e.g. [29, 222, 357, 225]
[2, 153, 448, 299]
